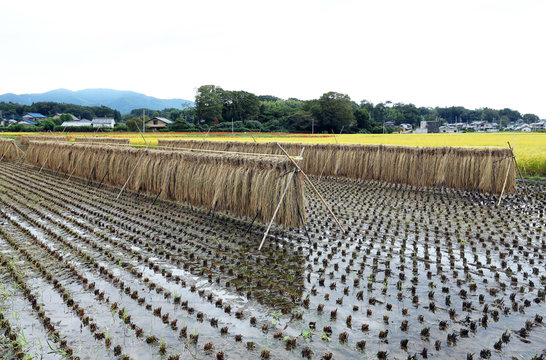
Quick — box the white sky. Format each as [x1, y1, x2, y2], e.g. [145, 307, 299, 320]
[1, 0, 544, 117]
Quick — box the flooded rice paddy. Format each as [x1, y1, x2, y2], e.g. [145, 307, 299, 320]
[0, 160, 544, 359]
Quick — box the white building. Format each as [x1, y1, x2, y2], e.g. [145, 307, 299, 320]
[530, 121, 546, 131]
[91, 118, 115, 129]
[61, 120, 92, 127]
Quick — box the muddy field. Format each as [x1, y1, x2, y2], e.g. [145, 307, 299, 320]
[0, 160, 544, 360]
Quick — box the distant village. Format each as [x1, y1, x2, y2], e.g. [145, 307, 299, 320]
[385, 119, 545, 133]
[0, 113, 172, 131]
[1, 112, 545, 133]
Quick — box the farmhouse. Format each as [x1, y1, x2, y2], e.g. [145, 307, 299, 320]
[19, 119, 38, 126]
[60, 120, 92, 127]
[22, 113, 47, 121]
[53, 113, 79, 121]
[91, 118, 115, 129]
[146, 117, 172, 130]
[414, 120, 440, 133]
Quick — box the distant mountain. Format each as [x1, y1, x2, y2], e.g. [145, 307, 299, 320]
[0, 88, 193, 114]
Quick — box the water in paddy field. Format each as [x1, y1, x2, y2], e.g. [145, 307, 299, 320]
[0, 160, 544, 359]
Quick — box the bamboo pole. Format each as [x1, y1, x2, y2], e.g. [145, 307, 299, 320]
[507, 141, 527, 196]
[38, 151, 54, 173]
[497, 160, 512, 206]
[66, 167, 77, 182]
[116, 141, 152, 200]
[258, 148, 305, 251]
[276, 142, 346, 234]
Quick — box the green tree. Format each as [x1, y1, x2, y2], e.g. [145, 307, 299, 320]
[522, 113, 539, 123]
[168, 118, 192, 131]
[125, 118, 140, 131]
[57, 113, 73, 125]
[499, 108, 521, 123]
[221, 90, 260, 122]
[285, 111, 315, 132]
[259, 99, 303, 122]
[169, 109, 181, 121]
[313, 92, 355, 132]
[41, 119, 56, 131]
[195, 85, 224, 124]
[354, 108, 372, 132]
[481, 108, 500, 122]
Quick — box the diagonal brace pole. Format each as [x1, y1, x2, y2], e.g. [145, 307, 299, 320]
[276, 142, 345, 234]
[507, 141, 528, 196]
[258, 148, 305, 251]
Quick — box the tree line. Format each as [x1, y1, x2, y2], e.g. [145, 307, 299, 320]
[0, 102, 121, 121]
[180, 85, 541, 133]
[1, 87, 542, 133]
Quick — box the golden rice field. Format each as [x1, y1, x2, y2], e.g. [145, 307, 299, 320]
[2, 131, 545, 177]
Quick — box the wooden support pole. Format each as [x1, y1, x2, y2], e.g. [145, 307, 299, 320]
[243, 210, 261, 237]
[507, 141, 528, 196]
[98, 170, 109, 189]
[116, 141, 152, 200]
[135, 122, 150, 147]
[151, 188, 162, 207]
[86, 166, 96, 186]
[258, 148, 305, 251]
[297, 203, 312, 245]
[66, 167, 77, 182]
[497, 160, 512, 207]
[208, 200, 218, 227]
[276, 143, 346, 234]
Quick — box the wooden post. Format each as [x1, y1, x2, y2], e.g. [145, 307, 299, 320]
[66, 167, 77, 182]
[331, 130, 339, 144]
[276, 143, 346, 234]
[208, 200, 218, 227]
[116, 141, 152, 200]
[97, 170, 109, 189]
[297, 202, 311, 245]
[38, 151, 54, 173]
[243, 210, 261, 237]
[86, 166, 96, 186]
[151, 188, 163, 206]
[507, 141, 528, 196]
[497, 160, 512, 206]
[135, 122, 150, 147]
[258, 148, 305, 251]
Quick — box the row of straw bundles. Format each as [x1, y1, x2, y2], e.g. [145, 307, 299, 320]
[20, 135, 66, 145]
[75, 137, 130, 144]
[157, 139, 515, 194]
[0, 138, 20, 160]
[25, 141, 304, 227]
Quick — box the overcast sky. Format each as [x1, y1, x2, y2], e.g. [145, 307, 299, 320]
[1, 0, 544, 117]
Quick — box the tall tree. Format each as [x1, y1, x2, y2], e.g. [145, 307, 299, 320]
[354, 107, 373, 132]
[522, 113, 539, 123]
[313, 92, 355, 132]
[195, 85, 224, 124]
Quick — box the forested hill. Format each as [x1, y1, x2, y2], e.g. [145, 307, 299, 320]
[0, 88, 193, 114]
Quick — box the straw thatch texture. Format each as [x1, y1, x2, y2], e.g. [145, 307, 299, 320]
[25, 141, 304, 227]
[0, 138, 20, 160]
[157, 140, 515, 194]
[20, 135, 66, 145]
[75, 137, 130, 144]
